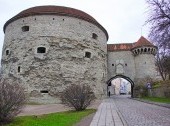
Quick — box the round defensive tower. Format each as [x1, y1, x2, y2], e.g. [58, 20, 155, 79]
[131, 36, 157, 82]
[1, 6, 108, 103]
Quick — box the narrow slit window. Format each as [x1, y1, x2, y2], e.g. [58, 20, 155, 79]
[40, 90, 49, 93]
[37, 47, 46, 53]
[22, 26, 29, 32]
[18, 66, 21, 73]
[92, 33, 98, 40]
[6, 50, 9, 55]
[85, 52, 91, 58]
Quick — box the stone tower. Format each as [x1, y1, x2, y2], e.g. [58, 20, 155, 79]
[1, 6, 108, 103]
[131, 36, 157, 82]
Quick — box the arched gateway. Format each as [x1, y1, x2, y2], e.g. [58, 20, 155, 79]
[107, 75, 134, 98]
[107, 36, 159, 98]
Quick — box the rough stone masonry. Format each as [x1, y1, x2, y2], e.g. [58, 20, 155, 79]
[1, 5, 159, 103]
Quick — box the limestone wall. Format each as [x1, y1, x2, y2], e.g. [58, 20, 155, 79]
[134, 54, 157, 82]
[107, 51, 135, 81]
[1, 15, 107, 103]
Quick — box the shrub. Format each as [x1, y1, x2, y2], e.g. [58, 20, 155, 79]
[60, 84, 96, 111]
[134, 84, 148, 97]
[0, 79, 26, 125]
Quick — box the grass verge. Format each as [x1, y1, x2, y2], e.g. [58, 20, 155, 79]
[141, 97, 170, 103]
[7, 109, 96, 126]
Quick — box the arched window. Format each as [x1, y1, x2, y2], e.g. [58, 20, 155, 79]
[37, 47, 46, 53]
[144, 48, 147, 52]
[151, 48, 153, 53]
[6, 50, 9, 55]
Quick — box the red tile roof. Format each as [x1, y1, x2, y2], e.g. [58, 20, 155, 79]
[132, 36, 154, 49]
[3, 6, 108, 40]
[107, 36, 156, 52]
[107, 43, 134, 51]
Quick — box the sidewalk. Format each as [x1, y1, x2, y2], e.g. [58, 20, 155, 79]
[90, 98, 127, 126]
[132, 98, 170, 109]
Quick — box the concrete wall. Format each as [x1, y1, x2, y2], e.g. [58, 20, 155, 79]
[1, 15, 107, 103]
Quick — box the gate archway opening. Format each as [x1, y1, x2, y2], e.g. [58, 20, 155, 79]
[107, 75, 134, 98]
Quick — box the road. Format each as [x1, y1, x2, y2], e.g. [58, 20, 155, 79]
[113, 95, 170, 126]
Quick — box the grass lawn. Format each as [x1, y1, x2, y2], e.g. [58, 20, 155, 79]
[141, 97, 170, 103]
[7, 109, 96, 126]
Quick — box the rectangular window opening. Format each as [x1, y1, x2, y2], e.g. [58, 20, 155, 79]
[22, 26, 29, 32]
[92, 33, 98, 40]
[37, 47, 46, 53]
[40, 90, 49, 93]
[85, 52, 91, 58]
[18, 66, 21, 73]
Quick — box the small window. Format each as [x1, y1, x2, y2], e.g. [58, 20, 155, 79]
[37, 47, 46, 53]
[92, 33, 98, 40]
[22, 26, 29, 32]
[6, 50, 9, 55]
[85, 52, 91, 58]
[125, 63, 127, 66]
[144, 48, 147, 52]
[112, 64, 114, 66]
[18, 66, 21, 73]
[40, 90, 49, 93]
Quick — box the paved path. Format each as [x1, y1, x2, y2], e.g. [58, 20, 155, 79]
[90, 95, 170, 126]
[90, 98, 127, 126]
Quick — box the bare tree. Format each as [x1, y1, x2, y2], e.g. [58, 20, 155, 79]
[60, 84, 96, 111]
[146, 0, 170, 80]
[0, 79, 26, 125]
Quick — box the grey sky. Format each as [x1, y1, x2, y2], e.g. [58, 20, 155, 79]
[0, 0, 150, 59]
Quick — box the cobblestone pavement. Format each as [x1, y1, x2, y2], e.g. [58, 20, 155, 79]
[113, 95, 170, 126]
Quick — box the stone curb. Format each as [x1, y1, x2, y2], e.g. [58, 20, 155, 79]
[130, 98, 170, 109]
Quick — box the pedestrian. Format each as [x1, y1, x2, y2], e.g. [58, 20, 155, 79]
[108, 91, 111, 97]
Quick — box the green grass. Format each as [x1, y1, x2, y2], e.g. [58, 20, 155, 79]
[141, 97, 170, 103]
[7, 109, 96, 126]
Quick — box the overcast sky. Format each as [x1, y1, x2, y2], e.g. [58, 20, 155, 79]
[0, 0, 150, 59]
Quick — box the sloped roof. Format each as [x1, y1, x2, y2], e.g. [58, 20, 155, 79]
[107, 36, 156, 52]
[3, 6, 108, 40]
[132, 36, 154, 49]
[107, 43, 134, 51]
